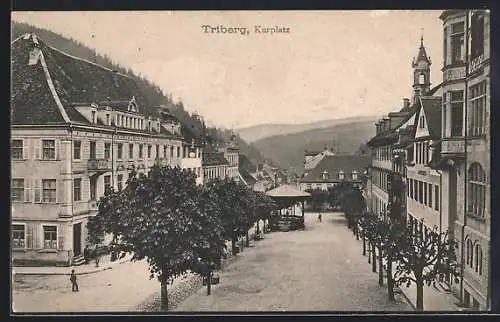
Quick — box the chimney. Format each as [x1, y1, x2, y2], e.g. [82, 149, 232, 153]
[403, 98, 410, 110]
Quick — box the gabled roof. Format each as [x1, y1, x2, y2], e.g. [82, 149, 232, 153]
[420, 96, 442, 139]
[12, 33, 159, 125]
[302, 155, 371, 183]
[412, 96, 442, 140]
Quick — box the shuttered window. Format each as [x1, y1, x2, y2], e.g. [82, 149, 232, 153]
[12, 224, 26, 248]
[12, 140, 24, 160]
[11, 179, 24, 202]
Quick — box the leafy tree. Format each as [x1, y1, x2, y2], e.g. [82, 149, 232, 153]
[306, 188, 328, 212]
[87, 166, 204, 311]
[189, 182, 227, 296]
[392, 224, 460, 311]
[209, 178, 248, 255]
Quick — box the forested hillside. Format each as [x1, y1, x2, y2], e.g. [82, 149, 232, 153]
[11, 21, 268, 167]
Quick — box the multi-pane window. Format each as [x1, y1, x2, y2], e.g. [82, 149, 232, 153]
[117, 174, 123, 191]
[73, 141, 81, 160]
[177, 146, 181, 158]
[12, 140, 23, 159]
[139, 144, 144, 159]
[117, 143, 123, 160]
[468, 163, 486, 218]
[129, 144, 134, 159]
[43, 226, 57, 249]
[91, 110, 96, 123]
[12, 224, 25, 248]
[450, 91, 464, 137]
[11, 179, 24, 202]
[443, 26, 448, 65]
[104, 175, 111, 192]
[475, 243, 483, 275]
[105, 143, 111, 160]
[442, 93, 448, 136]
[42, 179, 57, 203]
[90, 177, 97, 200]
[170, 146, 174, 158]
[466, 238, 473, 267]
[424, 182, 428, 206]
[90, 141, 97, 159]
[164, 146, 168, 158]
[338, 171, 344, 180]
[469, 81, 487, 136]
[470, 12, 485, 59]
[73, 178, 82, 201]
[148, 145, 152, 158]
[450, 22, 465, 64]
[106, 114, 110, 126]
[156, 145, 160, 158]
[42, 140, 56, 160]
[352, 171, 358, 180]
[435, 185, 440, 211]
[429, 185, 433, 208]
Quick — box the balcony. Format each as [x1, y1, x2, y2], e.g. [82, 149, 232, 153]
[441, 138, 465, 158]
[443, 65, 466, 83]
[88, 158, 111, 175]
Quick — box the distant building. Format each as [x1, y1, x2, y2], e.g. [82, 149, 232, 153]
[300, 155, 371, 191]
[202, 151, 228, 183]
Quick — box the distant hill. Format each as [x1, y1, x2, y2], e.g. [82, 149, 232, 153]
[253, 119, 376, 172]
[236, 115, 378, 143]
[11, 21, 268, 167]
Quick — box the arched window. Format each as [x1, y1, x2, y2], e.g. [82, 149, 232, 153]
[468, 163, 487, 218]
[419, 73, 425, 84]
[475, 243, 483, 275]
[466, 238, 473, 267]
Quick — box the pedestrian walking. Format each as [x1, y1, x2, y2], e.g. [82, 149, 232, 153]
[70, 270, 79, 292]
[318, 213, 322, 223]
[94, 245, 100, 267]
[83, 245, 90, 264]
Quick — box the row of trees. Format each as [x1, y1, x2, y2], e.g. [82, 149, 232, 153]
[334, 183, 460, 311]
[86, 165, 277, 311]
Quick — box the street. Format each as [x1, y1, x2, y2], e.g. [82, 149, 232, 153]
[174, 212, 412, 311]
[12, 212, 412, 312]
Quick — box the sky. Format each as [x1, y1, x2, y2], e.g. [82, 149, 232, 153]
[11, 10, 444, 129]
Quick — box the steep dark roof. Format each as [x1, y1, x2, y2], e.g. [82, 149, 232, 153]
[202, 151, 229, 166]
[239, 168, 257, 186]
[302, 155, 371, 183]
[11, 35, 67, 125]
[305, 150, 323, 156]
[11, 33, 161, 125]
[420, 96, 442, 139]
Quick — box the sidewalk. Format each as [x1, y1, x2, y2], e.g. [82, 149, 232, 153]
[399, 280, 460, 311]
[12, 253, 134, 276]
[13, 223, 261, 277]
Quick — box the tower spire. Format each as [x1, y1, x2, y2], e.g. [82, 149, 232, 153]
[420, 28, 424, 46]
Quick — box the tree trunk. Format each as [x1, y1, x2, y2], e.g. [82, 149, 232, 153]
[160, 278, 169, 311]
[355, 224, 359, 240]
[372, 242, 377, 273]
[362, 237, 366, 256]
[246, 231, 250, 247]
[368, 241, 371, 263]
[206, 271, 212, 296]
[378, 244, 384, 286]
[231, 235, 237, 256]
[387, 257, 395, 301]
[416, 279, 424, 311]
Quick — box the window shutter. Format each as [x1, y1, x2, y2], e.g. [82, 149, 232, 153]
[23, 139, 29, 160]
[26, 226, 33, 249]
[57, 179, 65, 204]
[58, 232, 64, 250]
[34, 179, 42, 203]
[34, 139, 41, 160]
[24, 179, 31, 202]
[56, 140, 60, 160]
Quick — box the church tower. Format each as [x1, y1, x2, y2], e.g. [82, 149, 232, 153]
[411, 34, 432, 103]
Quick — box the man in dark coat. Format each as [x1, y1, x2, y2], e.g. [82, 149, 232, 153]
[70, 270, 79, 292]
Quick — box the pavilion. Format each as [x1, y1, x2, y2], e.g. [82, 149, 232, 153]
[266, 184, 311, 227]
